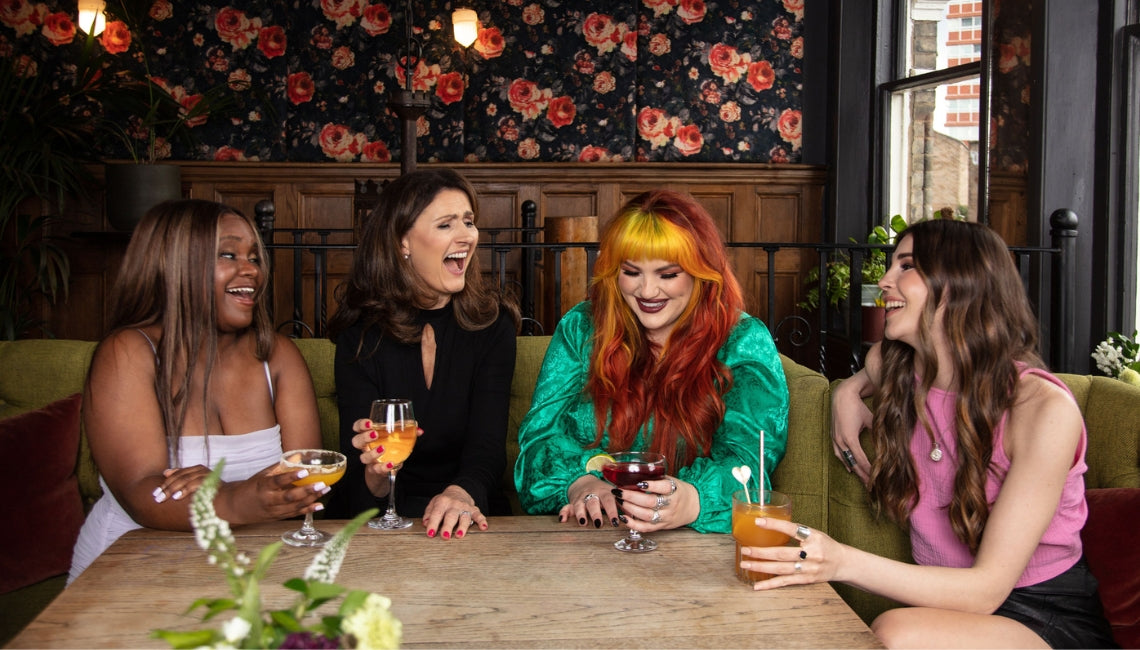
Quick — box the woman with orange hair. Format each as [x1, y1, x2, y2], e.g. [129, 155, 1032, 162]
[514, 190, 788, 534]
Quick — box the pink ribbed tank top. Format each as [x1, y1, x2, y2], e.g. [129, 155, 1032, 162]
[908, 367, 1088, 588]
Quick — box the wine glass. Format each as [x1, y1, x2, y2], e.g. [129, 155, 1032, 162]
[602, 451, 668, 553]
[367, 399, 418, 530]
[279, 449, 347, 547]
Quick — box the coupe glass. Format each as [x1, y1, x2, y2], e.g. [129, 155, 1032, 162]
[367, 399, 418, 530]
[602, 451, 668, 553]
[279, 449, 347, 547]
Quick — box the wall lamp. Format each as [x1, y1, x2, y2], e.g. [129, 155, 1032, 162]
[452, 8, 478, 48]
[77, 0, 106, 36]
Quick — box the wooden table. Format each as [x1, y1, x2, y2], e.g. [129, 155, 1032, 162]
[11, 517, 881, 648]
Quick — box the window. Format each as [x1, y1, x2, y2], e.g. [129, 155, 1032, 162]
[882, 0, 988, 224]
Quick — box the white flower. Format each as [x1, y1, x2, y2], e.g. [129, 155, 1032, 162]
[221, 616, 251, 644]
[341, 593, 402, 650]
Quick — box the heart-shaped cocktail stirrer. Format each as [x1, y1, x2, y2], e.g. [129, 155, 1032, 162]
[732, 465, 752, 504]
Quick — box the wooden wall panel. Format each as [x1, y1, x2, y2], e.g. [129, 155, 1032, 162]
[47, 163, 828, 341]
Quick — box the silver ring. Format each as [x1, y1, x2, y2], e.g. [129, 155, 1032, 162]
[794, 561, 803, 573]
[650, 510, 661, 524]
[666, 477, 677, 495]
[654, 494, 669, 510]
[794, 525, 811, 541]
[460, 510, 471, 519]
[841, 449, 856, 467]
[583, 493, 600, 505]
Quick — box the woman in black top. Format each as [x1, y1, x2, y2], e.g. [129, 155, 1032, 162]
[327, 169, 519, 540]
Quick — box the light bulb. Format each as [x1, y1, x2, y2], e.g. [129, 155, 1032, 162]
[452, 8, 478, 48]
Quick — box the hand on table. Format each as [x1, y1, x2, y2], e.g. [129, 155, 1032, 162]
[561, 475, 622, 528]
[422, 485, 487, 540]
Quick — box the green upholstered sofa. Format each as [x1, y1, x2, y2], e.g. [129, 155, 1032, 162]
[2, 336, 1137, 643]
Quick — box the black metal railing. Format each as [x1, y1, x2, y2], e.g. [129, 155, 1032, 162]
[254, 200, 1078, 377]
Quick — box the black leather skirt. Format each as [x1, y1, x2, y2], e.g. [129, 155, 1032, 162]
[994, 558, 1118, 649]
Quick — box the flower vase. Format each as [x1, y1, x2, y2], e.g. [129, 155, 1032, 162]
[104, 163, 183, 232]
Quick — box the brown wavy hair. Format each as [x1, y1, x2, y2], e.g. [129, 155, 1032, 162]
[586, 190, 744, 469]
[105, 199, 274, 462]
[328, 169, 519, 354]
[869, 219, 1043, 554]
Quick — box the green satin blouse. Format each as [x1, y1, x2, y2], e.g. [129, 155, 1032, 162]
[513, 301, 789, 533]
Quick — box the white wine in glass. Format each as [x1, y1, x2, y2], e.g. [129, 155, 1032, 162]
[367, 399, 417, 530]
[279, 449, 347, 547]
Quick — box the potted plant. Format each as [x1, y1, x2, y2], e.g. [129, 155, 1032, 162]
[94, 0, 244, 230]
[0, 27, 113, 339]
[799, 215, 907, 343]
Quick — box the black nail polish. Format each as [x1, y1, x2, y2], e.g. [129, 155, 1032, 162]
[618, 514, 628, 524]
[593, 519, 601, 528]
[578, 517, 586, 525]
[637, 481, 649, 490]
[614, 496, 624, 505]
[611, 517, 619, 527]
[610, 488, 622, 496]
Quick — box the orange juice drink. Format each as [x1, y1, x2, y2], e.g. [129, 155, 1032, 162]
[366, 421, 418, 465]
[731, 490, 792, 583]
[291, 464, 346, 488]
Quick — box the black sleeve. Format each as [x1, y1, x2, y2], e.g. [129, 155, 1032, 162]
[326, 325, 385, 518]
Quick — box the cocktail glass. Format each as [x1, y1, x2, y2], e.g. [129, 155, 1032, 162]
[280, 449, 347, 547]
[367, 399, 418, 530]
[731, 489, 792, 583]
[602, 451, 668, 553]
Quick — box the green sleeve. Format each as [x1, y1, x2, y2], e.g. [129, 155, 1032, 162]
[677, 314, 789, 533]
[514, 303, 604, 514]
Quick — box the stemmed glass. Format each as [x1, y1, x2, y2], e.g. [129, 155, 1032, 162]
[602, 451, 668, 553]
[367, 399, 418, 530]
[279, 449, 347, 547]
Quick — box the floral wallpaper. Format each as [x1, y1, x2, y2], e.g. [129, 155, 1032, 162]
[1, 0, 806, 163]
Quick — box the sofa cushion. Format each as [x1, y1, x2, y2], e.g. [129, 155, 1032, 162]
[1058, 375, 1140, 489]
[0, 393, 85, 593]
[1080, 487, 1140, 648]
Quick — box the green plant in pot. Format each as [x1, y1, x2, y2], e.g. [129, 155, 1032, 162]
[95, 0, 244, 231]
[799, 215, 907, 313]
[0, 28, 114, 339]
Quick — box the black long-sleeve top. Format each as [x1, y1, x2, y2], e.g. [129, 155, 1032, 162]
[328, 303, 517, 518]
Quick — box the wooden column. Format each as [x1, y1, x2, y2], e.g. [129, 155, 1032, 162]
[543, 215, 597, 328]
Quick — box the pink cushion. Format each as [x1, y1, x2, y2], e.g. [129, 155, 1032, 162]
[1080, 487, 1140, 649]
[0, 393, 85, 593]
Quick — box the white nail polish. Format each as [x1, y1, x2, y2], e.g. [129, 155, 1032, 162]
[296, 469, 310, 479]
[171, 490, 183, 500]
[312, 481, 327, 492]
[313, 503, 325, 512]
[154, 491, 167, 503]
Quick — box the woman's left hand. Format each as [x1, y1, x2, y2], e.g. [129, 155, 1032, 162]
[613, 475, 699, 531]
[422, 485, 487, 540]
[739, 519, 844, 589]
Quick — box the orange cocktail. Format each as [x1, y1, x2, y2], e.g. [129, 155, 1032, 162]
[290, 463, 346, 488]
[731, 490, 792, 583]
[366, 421, 418, 466]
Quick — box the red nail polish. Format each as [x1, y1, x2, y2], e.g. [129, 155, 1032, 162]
[457, 530, 464, 537]
[442, 531, 450, 539]
[427, 529, 435, 537]
[369, 431, 377, 439]
[364, 420, 372, 428]
[386, 462, 394, 469]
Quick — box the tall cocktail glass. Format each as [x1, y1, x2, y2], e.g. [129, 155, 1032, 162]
[602, 451, 667, 553]
[731, 489, 792, 583]
[366, 399, 418, 530]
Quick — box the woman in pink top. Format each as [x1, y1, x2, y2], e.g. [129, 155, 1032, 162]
[740, 220, 1115, 648]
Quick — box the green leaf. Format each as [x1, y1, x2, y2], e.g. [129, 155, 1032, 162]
[338, 590, 371, 616]
[200, 598, 239, 621]
[152, 629, 219, 649]
[269, 609, 303, 632]
[283, 577, 309, 593]
[305, 581, 348, 602]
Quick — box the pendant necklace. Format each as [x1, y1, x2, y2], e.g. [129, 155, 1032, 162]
[924, 405, 945, 462]
[929, 438, 943, 462]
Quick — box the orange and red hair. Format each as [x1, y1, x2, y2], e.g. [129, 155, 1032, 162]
[586, 190, 744, 468]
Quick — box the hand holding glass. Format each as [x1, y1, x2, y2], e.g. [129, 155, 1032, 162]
[602, 451, 667, 553]
[367, 399, 418, 530]
[731, 489, 792, 583]
[279, 449, 347, 547]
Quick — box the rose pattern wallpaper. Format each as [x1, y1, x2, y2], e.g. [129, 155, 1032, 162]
[2, 0, 1028, 170]
[1, 0, 805, 163]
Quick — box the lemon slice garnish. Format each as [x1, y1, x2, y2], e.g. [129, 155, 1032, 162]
[584, 453, 615, 473]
